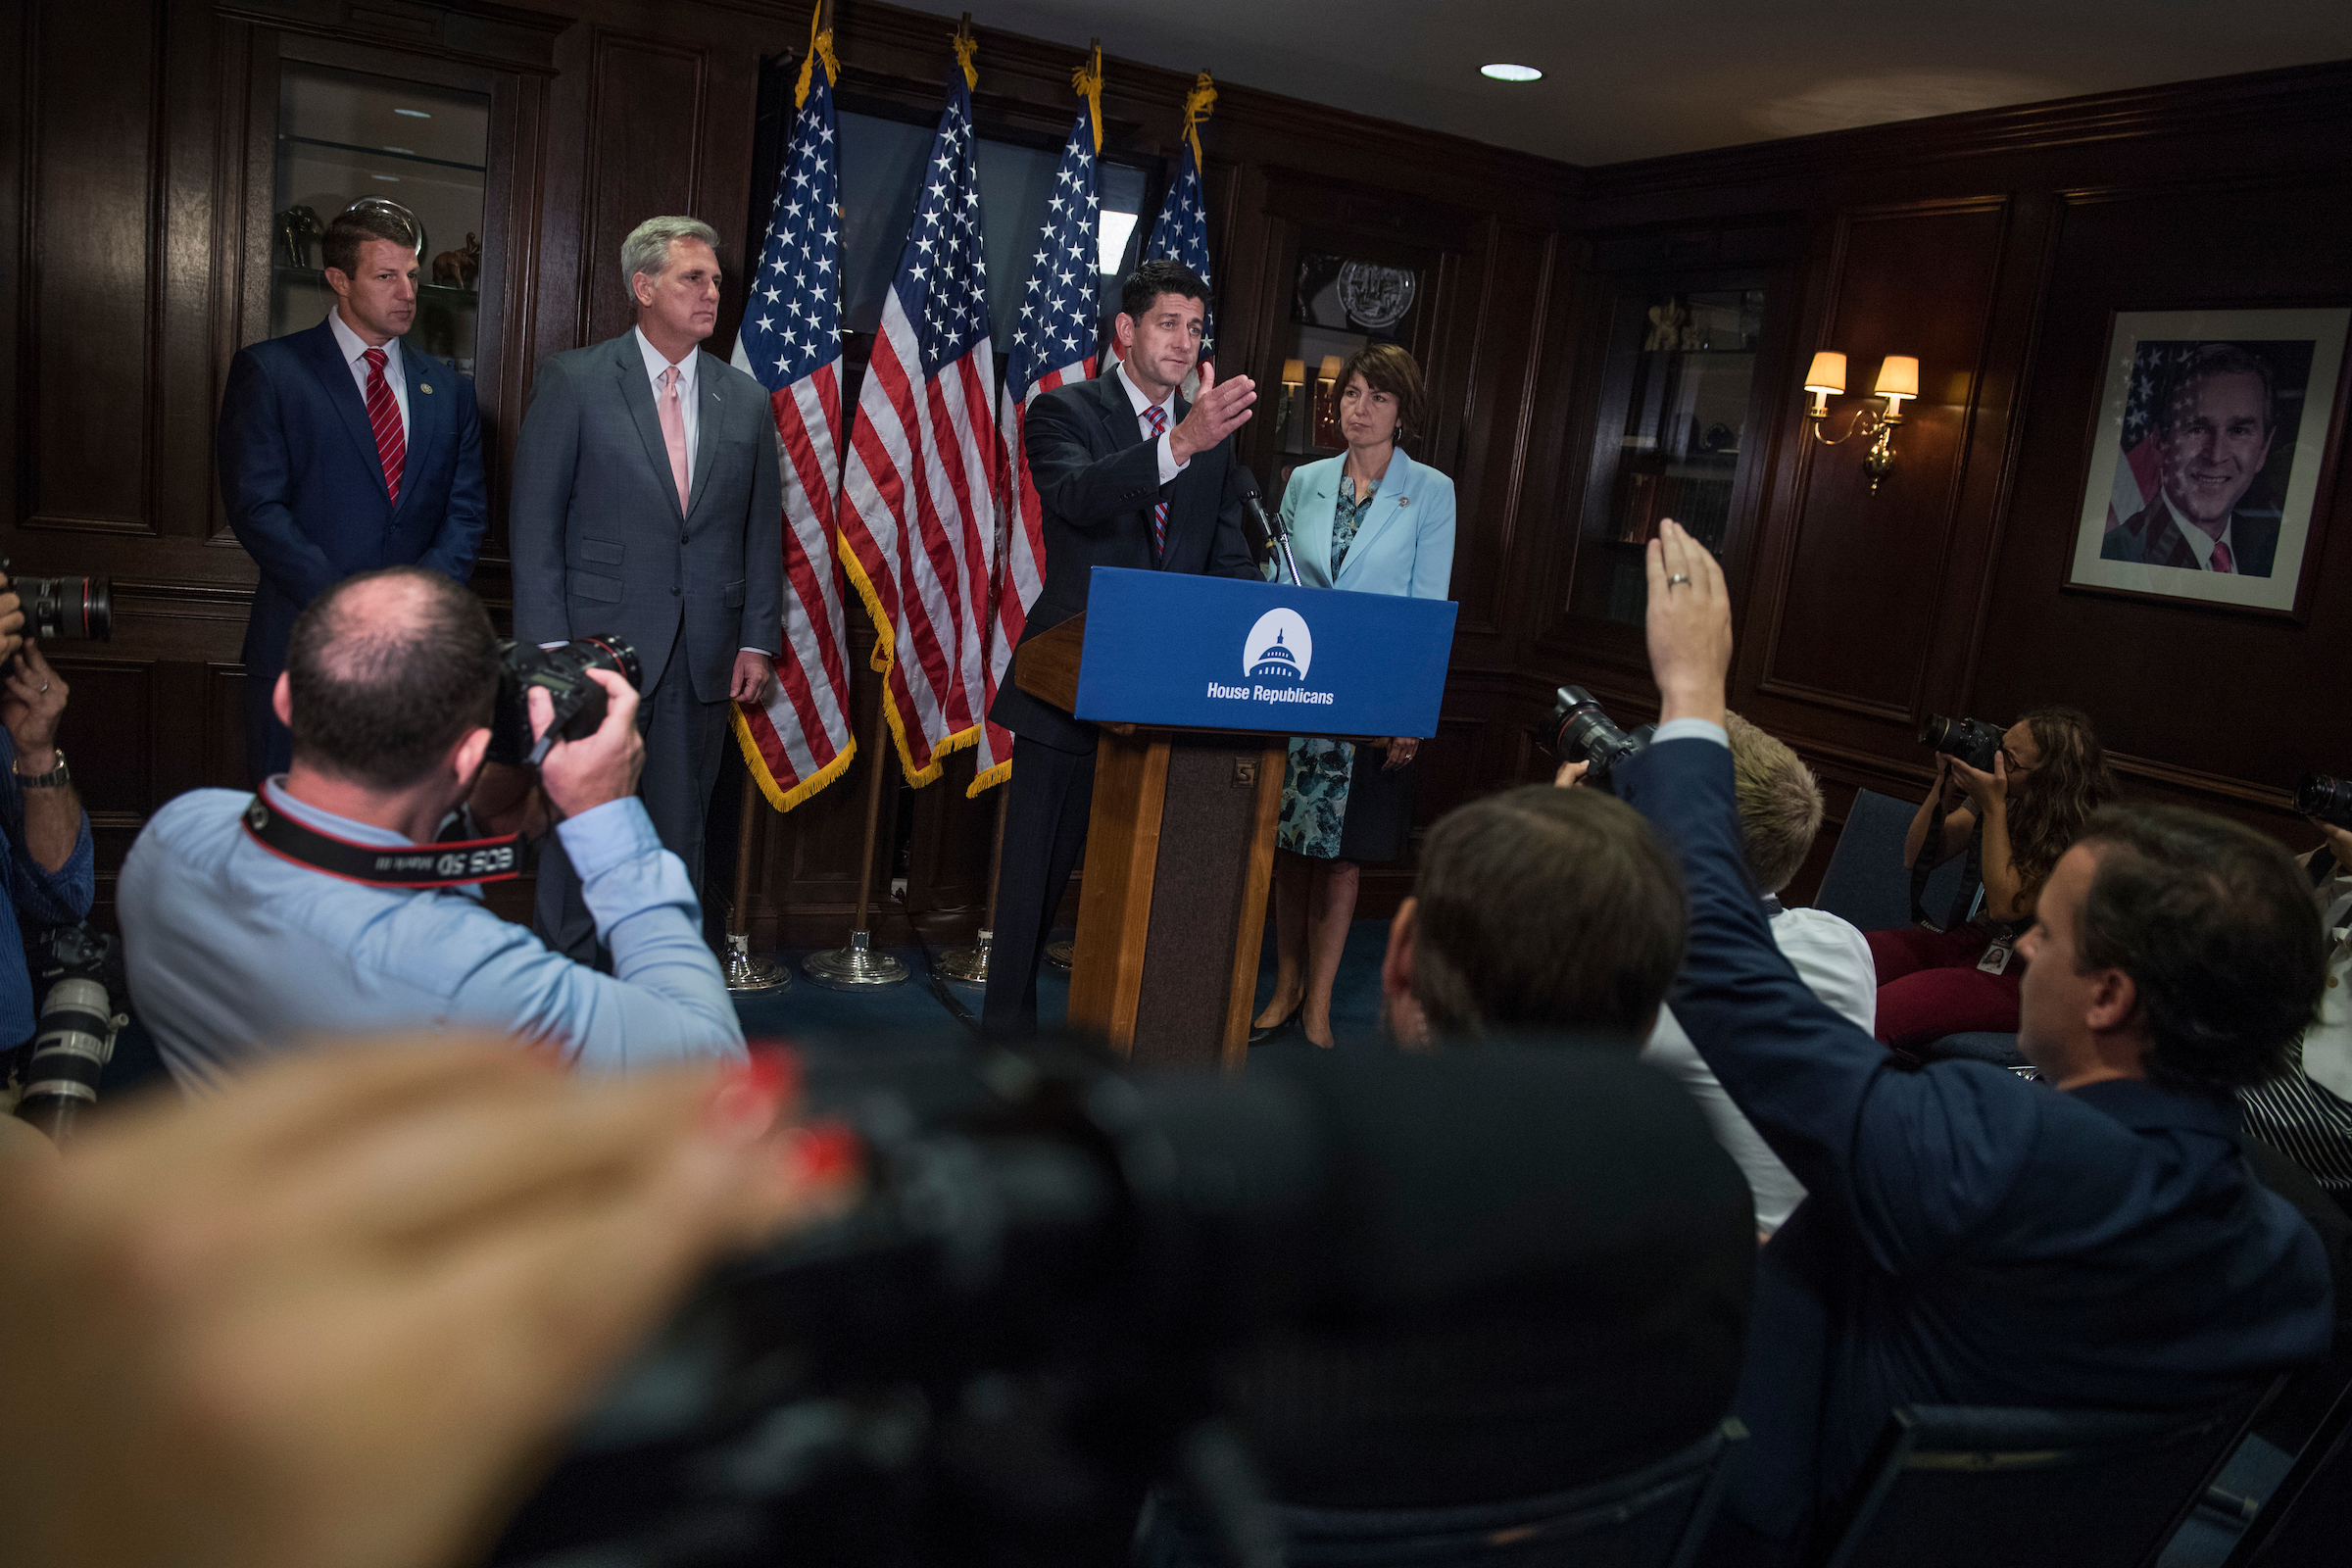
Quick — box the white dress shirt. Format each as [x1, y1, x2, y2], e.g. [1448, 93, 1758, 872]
[2304, 867, 2352, 1101]
[634, 326, 699, 491]
[1642, 903, 1880, 1234]
[1114, 358, 1188, 487]
[327, 306, 409, 445]
[2161, 492, 2235, 571]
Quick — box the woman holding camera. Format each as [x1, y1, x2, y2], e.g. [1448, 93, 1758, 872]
[1871, 707, 2115, 1048]
[1250, 344, 1455, 1050]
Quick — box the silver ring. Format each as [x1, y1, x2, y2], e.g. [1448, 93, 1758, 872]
[38, 683, 49, 694]
[1667, 573, 1691, 588]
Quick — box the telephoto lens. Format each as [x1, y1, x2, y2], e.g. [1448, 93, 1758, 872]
[9, 572, 113, 643]
[16, 973, 124, 1145]
[1541, 686, 1654, 790]
[489, 636, 643, 768]
[1917, 713, 2002, 773]
[2294, 773, 2352, 830]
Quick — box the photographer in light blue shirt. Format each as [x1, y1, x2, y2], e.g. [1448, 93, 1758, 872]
[119, 566, 743, 1091]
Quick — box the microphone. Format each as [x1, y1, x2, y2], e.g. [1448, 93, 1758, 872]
[1227, 468, 1299, 584]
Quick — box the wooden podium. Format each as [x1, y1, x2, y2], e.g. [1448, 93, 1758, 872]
[1016, 613, 1286, 1072]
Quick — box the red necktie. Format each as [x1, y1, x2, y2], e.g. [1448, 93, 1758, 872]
[2210, 539, 2234, 574]
[1145, 403, 1169, 559]
[363, 347, 406, 508]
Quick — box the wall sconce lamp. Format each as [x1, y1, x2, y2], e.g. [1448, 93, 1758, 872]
[1804, 351, 1918, 492]
[1279, 358, 1304, 441]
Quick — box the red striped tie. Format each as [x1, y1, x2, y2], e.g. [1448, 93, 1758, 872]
[2210, 539, 2234, 573]
[363, 346, 406, 508]
[1145, 403, 1169, 559]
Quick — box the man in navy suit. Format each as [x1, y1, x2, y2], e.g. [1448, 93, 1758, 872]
[1619, 521, 2332, 1564]
[980, 260, 1260, 1037]
[218, 206, 487, 784]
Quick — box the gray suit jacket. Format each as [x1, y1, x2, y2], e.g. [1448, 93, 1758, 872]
[510, 332, 784, 702]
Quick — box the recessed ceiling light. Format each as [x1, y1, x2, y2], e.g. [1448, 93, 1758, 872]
[393, 108, 432, 119]
[1481, 64, 1543, 82]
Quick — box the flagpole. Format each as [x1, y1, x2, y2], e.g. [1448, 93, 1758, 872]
[722, 767, 791, 992]
[937, 786, 1006, 986]
[803, 628, 911, 990]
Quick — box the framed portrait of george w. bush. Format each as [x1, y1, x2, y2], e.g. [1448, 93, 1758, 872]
[2066, 306, 2349, 616]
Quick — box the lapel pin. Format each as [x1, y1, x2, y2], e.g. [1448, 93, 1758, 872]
[1397, 496, 1410, 507]
[420, 382, 433, 394]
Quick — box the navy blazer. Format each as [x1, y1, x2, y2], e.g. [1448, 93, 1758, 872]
[988, 369, 1257, 755]
[1617, 736, 2332, 1553]
[218, 317, 487, 770]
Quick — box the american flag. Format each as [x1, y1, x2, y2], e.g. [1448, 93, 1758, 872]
[2106, 341, 2204, 535]
[838, 54, 1000, 787]
[972, 80, 1102, 796]
[729, 31, 856, 809]
[1145, 73, 1217, 366]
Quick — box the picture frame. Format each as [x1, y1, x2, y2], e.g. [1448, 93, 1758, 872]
[2065, 306, 2349, 617]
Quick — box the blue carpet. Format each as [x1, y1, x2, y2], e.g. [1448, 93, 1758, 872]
[731, 917, 1396, 1049]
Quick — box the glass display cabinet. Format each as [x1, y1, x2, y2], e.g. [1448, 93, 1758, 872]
[269, 63, 490, 373]
[1567, 283, 1770, 625]
[1265, 246, 1431, 496]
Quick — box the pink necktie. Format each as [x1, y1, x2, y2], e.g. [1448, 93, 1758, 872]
[1145, 403, 1169, 559]
[2211, 539, 2234, 574]
[362, 347, 405, 507]
[658, 365, 690, 514]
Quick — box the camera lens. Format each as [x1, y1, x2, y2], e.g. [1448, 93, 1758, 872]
[2294, 773, 2352, 829]
[15, 574, 111, 642]
[1918, 714, 1955, 752]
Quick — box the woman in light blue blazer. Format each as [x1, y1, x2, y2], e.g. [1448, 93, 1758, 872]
[1253, 344, 1455, 1049]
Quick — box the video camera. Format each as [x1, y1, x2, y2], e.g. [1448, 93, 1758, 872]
[1534, 686, 1654, 792]
[487, 636, 642, 769]
[1918, 713, 2002, 773]
[492, 1037, 1706, 1568]
[2296, 773, 2352, 830]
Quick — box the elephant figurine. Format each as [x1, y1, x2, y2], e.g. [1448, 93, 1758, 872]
[431, 232, 481, 289]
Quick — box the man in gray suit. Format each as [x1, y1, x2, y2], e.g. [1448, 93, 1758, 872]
[511, 216, 783, 962]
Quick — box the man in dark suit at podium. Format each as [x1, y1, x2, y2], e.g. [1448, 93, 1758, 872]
[982, 260, 1260, 1038]
[217, 204, 487, 783]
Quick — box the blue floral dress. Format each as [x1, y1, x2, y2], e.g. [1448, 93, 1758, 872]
[1275, 479, 1379, 859]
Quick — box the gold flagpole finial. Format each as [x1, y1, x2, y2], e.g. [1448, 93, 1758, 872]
[952, 13, 978, 90]
[1071, 41, 1104, 156]
[794, 1, 838, 111]
[1180, 71, 1216, 168]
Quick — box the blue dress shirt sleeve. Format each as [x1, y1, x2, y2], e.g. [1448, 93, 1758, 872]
[447, 799, 743, 1072]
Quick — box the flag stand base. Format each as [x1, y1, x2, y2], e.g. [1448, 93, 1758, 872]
[724, 933, 792, 995]
[937, 928, 991, 986]
[805, 929, 908, 990]
[1045, 938, 1074, 971]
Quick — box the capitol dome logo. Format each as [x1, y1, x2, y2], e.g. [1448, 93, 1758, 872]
[1244, 609, 1313, 684]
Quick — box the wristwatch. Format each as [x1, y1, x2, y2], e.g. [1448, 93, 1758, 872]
[15, 749, 70, 789]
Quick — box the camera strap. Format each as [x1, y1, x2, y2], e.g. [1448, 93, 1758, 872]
[241, 795, 524, 888]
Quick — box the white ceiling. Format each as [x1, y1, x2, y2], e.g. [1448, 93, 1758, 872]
[888, 0, 2352, 166]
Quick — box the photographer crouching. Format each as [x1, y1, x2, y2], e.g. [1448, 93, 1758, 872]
[118, 566, 744, 1090]
[0, 574, 98, 1127]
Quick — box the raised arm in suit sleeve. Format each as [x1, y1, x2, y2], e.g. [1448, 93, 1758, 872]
[508, 357, 579, 647]
[218, 351, 344, 606]
[738, 403, 785, 655]
[1409, 473, 1457, 601]
[1023, 390, 1163, 532]
[416, 368, 488, 583]
[1623, 736, 2032, 1274]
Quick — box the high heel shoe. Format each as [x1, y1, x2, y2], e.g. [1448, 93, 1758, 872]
[1249, 1001, 1303, 1046]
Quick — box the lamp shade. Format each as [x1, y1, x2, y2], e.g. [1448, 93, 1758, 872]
[1874, 355, 1920, 400]
[1282, 358, 1305, 385]
[1803, 351, 1847, 396]
[1318, 354, 1345, 381]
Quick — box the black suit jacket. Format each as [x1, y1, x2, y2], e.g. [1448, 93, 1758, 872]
[988, 371, 1257, 754]
[2100, 498, 2280, 578]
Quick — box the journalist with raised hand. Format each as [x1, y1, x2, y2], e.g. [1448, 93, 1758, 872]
[1623, 519, 2330, 1565]
[118, 567, 744, 1088]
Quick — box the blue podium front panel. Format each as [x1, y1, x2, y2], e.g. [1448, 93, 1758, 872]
[1072, 567, 1458, 737]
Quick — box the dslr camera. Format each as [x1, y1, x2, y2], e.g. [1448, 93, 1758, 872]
[12, 925, 128, 1146]
[1536, 685, 1654, 792]
[2296, 773, 2352, 830]
[1, 559, 112, 649]
[487, 636, 642, 769]
[1919, 712, 2002, 773]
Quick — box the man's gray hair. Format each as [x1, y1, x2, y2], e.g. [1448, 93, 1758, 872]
[621, 217, 720, 298]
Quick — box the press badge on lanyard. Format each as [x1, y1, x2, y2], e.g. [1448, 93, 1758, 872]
[1977, 936, 2015, 975]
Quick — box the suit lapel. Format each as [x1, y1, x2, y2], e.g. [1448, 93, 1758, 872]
[1295, 463, 1340, 586]
[1334, 449, 1413, 588]
[686, 351, 725, 521]
[389, 338, 440, 521]
[301, 318, 390, 505]
[612, 335, 685, 525]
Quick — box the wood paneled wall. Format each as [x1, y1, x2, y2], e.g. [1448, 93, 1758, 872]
[5, 0, 2346, 943]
